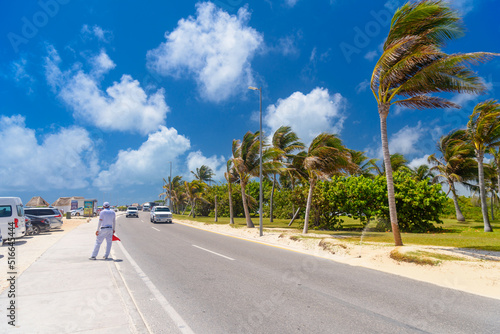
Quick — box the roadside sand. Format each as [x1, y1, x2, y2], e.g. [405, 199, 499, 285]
[0, 217, 89, 293]
[174, 218, 500, 300]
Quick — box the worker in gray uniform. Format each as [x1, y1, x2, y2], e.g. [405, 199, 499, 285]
[89, 202, 116, 260]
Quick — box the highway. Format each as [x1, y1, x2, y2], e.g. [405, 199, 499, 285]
[111, 211, 500, 333]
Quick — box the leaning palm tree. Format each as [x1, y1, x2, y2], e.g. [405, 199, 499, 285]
[411, 164, 433, 183]
[428, 130, 476, 222]
[269, 126, 304, 222]
[466, 100, 500, 232]
[224, 159, 239, 225]
[348, 150, 379, 178]
[302, 133, 355, 234]
[232, 131, 281, 228]
[184, 180, 207, 218]
[371, 0, 496, 245]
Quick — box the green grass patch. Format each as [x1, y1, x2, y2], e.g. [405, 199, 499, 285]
[390, 249, 439, 266]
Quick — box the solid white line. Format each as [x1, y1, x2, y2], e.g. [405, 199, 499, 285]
[151, 227, 160, 232]
[192, 245, 235, 261]
[116, 241, 195, 334]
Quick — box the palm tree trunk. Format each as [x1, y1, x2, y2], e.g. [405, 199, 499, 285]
[270, 173, 276, 222]
[379, 104, 403, 246]
[449, 181, 465, 222]
[228, 182, 235, 225]
[192, 199, 196, 218]
[214, 195, 218, 222]
[477, 151, 493, 232]
[240, 182, 254, 228]
[303, 178, 315, 234]
[491, 191, 495, 221]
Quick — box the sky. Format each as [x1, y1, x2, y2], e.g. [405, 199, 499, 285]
[1, 0, 499, 206]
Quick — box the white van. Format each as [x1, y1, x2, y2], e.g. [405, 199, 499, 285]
[0, 197, 27, 242]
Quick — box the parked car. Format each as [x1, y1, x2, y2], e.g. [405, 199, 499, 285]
[0, 197, 27, 241]
[126, 206, 139, 218]
[150, 206, 172, 224]
[25, 214, 52, 234]
[71, 207, 84, 216]
[24, 207, 63, 229]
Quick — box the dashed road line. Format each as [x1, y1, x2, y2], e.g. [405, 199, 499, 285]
[192, 245, 235, 261]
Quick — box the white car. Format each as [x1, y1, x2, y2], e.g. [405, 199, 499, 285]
[71, 207, 84, 216]
[126, 206, 139, 218]
[150, 206, 172, 223]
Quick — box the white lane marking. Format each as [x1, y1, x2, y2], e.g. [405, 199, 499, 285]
[151, 227, 160, 232]
[192, 245, 235, 261]
[116, 241, 195, 334]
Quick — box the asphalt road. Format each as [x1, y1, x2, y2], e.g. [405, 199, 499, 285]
[112, 212, 500, 334]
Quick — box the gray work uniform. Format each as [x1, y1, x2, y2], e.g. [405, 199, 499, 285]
[91, 208, 116, 258]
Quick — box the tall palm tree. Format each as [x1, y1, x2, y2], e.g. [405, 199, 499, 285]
[428, 130, 476, 222]
[466, 100, 500, 232]
[232, 131, 281, 227]
[269, 126, 304, 222]
[191, 165, 215, 185]
[371, 0, 495, 245]
[184, 180, 207, 218]
[224, 159, 238, 225]
[302, 133, 355, 234]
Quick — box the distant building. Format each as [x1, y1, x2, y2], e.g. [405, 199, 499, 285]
[52, 196, 85, 214]
[26, 196, 50, 207]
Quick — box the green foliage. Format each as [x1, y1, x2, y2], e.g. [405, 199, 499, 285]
[442, 195, 499, 221]
[200, 184, 244, 218]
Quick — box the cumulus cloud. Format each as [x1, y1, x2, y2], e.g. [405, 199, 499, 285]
[264, 87, 346, 145]
[146, 2, 263, 102]
[186, 150, 226, 181]
[387, 122, 425, 156]
[408, 155, 430, 169]
[45, 45, 169, 135]
[0, 115, 98, 191]
[94, 126, 191, 190]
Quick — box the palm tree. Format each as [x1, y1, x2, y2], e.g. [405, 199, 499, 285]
[348, 150, 378, 178]
[184, 180, 207, 218]
[302, 133, 354, 234]
[269, 126, 304, 222]
[466, 100, 500, 232]
[224, 159, 238, 225]
[428, 130, 476, 222]
[411, 164, 433, 183]
[232, 131, 280, 227]
[371, 0, 495, 245]
[191, 165, 215, 185]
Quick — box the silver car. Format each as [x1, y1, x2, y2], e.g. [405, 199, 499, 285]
[126, 206, 139, 218]
[23, 207, 63, 229]
[150, 206, 172, 223]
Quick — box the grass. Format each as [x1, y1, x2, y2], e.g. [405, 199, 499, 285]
[389, 249, 467, 266]
[173, 214, 500, 252]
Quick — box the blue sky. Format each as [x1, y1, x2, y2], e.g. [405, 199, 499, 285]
[1, 0, 499, 206]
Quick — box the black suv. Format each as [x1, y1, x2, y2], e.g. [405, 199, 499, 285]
[24, 207, 63, 229]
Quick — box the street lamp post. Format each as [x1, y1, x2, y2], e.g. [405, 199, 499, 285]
[248, 86, 263, 237]
[169, 161, 173, 210]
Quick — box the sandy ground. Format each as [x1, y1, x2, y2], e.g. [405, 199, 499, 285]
[2, 216, 498, 300]
[174, 219, 500, 300]
[0, 217, 89, 293]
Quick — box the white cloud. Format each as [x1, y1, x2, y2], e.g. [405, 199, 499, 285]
[146, 2, 263, 102]
[94, 126, 191, 190]
[388, 122, 425, 156]
[449, 0, 475, 15]
[285, 0, 300, 8]
[356, 79, 370, 94]
[0, 115, 98, 191]
[8, 57, 35, 94]
[264, 87, 346, 145]
[408, 155, 430, 169]
[364, 50, 378, 61]
[45, 46, 169, 135]
[81, 24, 113, 42]
[186, 151, 226, 182]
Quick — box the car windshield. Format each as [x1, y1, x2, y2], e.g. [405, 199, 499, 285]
[128, 207, 137, 210]
[155, 207, 170, 212]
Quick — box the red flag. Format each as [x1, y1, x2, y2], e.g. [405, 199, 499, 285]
[112, 234, 121, 241]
